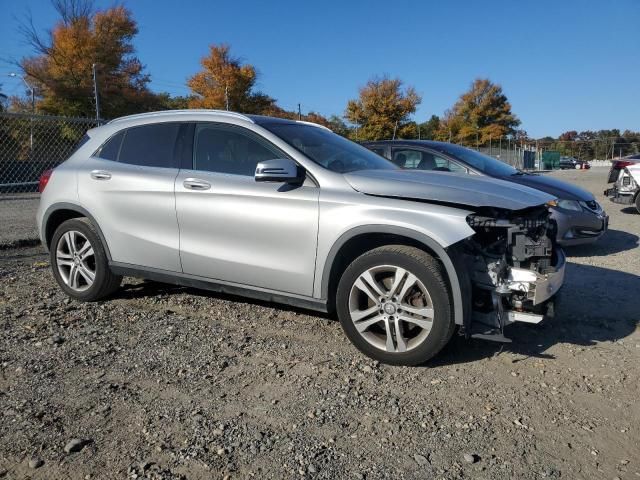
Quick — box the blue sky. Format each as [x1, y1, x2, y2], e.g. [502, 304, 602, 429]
[1, 0, 638, 137]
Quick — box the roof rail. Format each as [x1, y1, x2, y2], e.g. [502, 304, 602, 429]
[107, 109, 254, 124]
[295, 120, 332, 131]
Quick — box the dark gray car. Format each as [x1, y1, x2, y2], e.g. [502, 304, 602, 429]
[364, 140, 608, 246]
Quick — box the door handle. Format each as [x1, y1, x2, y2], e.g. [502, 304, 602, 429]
[183, 178, 211, 190]
[90, 170, 111, 180]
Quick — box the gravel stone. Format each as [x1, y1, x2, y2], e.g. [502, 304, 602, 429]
[0, 169, 638, 479]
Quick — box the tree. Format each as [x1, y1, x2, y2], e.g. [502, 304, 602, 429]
[19, 0, 157, 118]
[345, 76, 421, 141]
[154, 92, 193, 110]
[326, 115, 351, 137]
[187, 44, 277, 113]
[437, 78, 520, 144]
[418, 115, 440, 140]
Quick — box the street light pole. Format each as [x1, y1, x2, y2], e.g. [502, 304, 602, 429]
[8, 73, 35, 152]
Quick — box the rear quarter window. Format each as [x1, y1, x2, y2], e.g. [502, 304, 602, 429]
[93, 123, 181, 168]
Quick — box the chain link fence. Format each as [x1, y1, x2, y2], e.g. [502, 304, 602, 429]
[0, 113, 100, 246]
[0, 112, 100, 193]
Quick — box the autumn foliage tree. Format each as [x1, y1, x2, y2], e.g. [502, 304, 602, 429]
[437, 78, 520, 144]
[19, 0, 157, 118]
[187, 44, 277, 113]
[345, 76, 421, 141]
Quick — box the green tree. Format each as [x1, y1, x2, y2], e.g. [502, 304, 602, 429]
[418, 115, 440, 140]
[438, 78, 520, 144]
[345, 76, 421, 141]
[187, 44, 277, 113]
[19, 0, 157, 118]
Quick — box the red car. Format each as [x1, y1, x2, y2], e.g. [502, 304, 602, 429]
[608, 154, 640, 183]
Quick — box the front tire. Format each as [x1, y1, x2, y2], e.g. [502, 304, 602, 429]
[336, 245, 454, 366]
[635, 193, 640, 214]
[50, 218, 122, 301]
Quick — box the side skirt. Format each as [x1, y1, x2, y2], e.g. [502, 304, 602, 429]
[109, 262, 329, 313]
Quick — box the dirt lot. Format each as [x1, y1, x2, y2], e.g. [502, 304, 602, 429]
[1, 168, 638, 479]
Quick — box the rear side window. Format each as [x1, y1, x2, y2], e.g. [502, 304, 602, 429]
[118, 124, 180, 168]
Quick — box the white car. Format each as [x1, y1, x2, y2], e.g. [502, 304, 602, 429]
[606, 163, 640, 213]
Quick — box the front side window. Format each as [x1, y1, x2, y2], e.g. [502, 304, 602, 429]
[392, 148, 459, 172]
[193, 124, 282, 176]
[262, 123, 397, 173]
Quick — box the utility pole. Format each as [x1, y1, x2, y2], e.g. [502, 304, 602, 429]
[392, 120, 398, 140]
[297, 103, 302, 120]
[418, 123, 421, 140]
[92, 64, 100, 121]
[225, 85, 229, 111]
[8, 73, 35, 152]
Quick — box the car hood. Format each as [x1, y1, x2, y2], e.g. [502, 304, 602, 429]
[497, 173, 595, 202]
[344, 169, 555, 210]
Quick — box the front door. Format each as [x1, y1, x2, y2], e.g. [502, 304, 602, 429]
[175, 123, 319, 296]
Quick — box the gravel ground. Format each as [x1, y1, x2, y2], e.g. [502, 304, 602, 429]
[0, 168, 639, 479]
[0, 193, 40, 248]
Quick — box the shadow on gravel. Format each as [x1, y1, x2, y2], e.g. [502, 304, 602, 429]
[117, 263, 640, 369]
[620, 206, 639, 215]
[430, 263, 640, 367]
[115, 279, 331, 319]
[565, 228, 639, 257]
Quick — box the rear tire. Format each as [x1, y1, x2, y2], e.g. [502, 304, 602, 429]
[50, 218, 122, 301]
[336, 245, 454, 366]
[635, 194, 640, 214]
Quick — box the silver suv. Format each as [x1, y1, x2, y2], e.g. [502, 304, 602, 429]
[37, 110, 565, 365]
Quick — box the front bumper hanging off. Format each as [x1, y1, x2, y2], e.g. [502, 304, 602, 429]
[467, 249, 566, 343]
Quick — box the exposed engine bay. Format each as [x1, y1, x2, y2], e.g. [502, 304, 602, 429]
[450, 205, 565, 342]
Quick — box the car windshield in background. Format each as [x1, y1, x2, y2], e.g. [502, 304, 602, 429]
[431, 143, 519, 176]
[263, 123, 398, 173]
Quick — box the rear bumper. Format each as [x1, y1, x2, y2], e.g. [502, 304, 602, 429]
[605, 187, 635, 205]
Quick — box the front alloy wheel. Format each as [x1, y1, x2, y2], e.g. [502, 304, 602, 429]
[348, 265, 434, 353]
[336, 245, 454, 366]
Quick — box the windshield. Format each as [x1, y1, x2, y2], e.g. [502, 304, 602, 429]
[430, 143, 519, 176]
[262, 123, 398, 173]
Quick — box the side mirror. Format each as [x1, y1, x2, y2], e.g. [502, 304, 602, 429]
[255, 158, 304, 183]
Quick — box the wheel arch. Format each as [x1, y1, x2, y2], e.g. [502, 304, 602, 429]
[42, 203, 112, 261]
[321, 225, 465, 325]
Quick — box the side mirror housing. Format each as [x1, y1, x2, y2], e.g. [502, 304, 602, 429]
[255, 159, 305, 183]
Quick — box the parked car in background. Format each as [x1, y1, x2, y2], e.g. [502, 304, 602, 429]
[363, 140, 608, 246]
[559, 156, 590, 170]
[605, 163, 640, 213]
[607, 154, 640, 183]
[37, 110, 565, 365]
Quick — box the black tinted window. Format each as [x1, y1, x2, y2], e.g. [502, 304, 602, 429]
[95, 131, 124, 161]
[118, 123, 180, 168]
[194, 124, 281, 176]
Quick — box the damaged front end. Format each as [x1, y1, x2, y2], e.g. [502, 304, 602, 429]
[450, 204, 565, 343]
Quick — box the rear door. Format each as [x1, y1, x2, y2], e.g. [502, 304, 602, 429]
[174, 123, 319, 296]
[79, 122, 186, 272]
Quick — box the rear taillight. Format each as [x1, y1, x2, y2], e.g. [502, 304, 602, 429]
[615, 161, 633, 170]
[38, 169, 53, 193]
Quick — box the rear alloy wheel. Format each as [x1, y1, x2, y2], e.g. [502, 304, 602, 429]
[50, 218, 122, 301]
[56, 230, 96, 292]
[336, 245, 454, 365]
